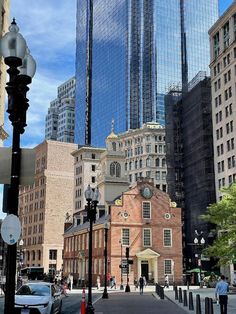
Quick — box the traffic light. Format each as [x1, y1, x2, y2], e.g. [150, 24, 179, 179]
[126, 247, 129, 258]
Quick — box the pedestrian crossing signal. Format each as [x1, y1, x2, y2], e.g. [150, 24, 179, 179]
[126, 247, 129, 258]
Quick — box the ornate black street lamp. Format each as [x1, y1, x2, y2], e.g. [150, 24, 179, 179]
[85, 185, 100, 314]
[193, 230, 205, 285]
[0, 19, 36, 314]
[102, 221, 110, 299]
[119, 239, 124, 290]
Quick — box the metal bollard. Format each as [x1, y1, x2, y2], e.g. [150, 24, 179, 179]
[189, 291, 194, 311]
[174, 285, 178, 300]
[178, 287, 183, 303]
[160, 286, 164, 299]
[183, 290, 188, 306]
[205, 297, 209, 314]
[209, 298, 214, 314]
[196, 294, 201, 314]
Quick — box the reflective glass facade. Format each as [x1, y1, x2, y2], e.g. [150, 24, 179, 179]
[75, 0, 128, 147]
[75, 0, 218, 146]
[154, 0, 218, 124]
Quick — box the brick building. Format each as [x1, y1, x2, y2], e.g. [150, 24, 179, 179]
[63, 179, 183, 286]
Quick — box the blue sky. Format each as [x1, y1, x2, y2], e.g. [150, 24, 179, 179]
[0, 0, 234, 217]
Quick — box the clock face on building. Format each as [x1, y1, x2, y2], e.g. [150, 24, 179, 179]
[141, 187, 153, 199]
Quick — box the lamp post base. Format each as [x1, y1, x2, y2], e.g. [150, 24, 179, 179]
[102, 288, 109, 299]
[86, 302, 95, 314]
[125, 284, 130, 292]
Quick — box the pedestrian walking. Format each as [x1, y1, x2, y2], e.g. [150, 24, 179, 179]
[97, 275, 101, 289]
[143, 275, 147, 287]
[215, 275, 229, 314]
[111, 276, 116, 289]
[164, 275, 169, 288]
[62, 282, 69, 297]
[139, 276, 144, 295]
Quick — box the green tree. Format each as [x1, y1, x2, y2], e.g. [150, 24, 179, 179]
[200, 183, 236, 265]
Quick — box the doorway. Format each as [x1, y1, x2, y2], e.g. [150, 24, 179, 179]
[141, 261, 149, 281]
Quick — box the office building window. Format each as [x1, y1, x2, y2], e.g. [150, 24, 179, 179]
[49, 249, 57, 260]
[91, 165, 96, 171]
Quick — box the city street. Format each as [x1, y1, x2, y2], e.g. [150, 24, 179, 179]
[94, 292, 186, 314]
[0, 286, 235, 313]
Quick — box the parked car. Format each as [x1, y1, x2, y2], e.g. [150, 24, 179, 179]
[15, 282, 62, 314]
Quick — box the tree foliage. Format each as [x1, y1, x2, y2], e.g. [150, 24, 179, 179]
[200, 183, 236, 265]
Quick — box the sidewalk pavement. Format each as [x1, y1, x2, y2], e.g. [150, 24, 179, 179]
[164, 286, 236, 314]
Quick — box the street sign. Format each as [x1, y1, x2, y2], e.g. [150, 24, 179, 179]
[0, 147, 35, 185]
[1, 214, 21, 245]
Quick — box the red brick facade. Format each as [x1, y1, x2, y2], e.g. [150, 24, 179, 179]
[63, 180, 183, 286]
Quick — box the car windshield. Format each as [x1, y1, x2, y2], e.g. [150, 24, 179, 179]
[16, 284, 50, 296]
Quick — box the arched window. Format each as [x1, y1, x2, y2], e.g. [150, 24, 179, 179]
[155, 158, 160, 167]
[110, 162, 121, 177]
[129, 161, 132, 170]
[162, 158, 166, 167]
[135, 160, 138, 169]
[139, 159, 142, 168]
[112, 142, 116, 151]
[146, 158, 151, 167]
[110, 163, 116, 176]
[116, 162, 121, 177]
[38, 250, 41, 260]
[32, 251, 35, 260]
[125, 162, 127, 171]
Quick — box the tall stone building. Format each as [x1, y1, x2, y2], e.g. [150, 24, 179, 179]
[209, 1, 236, 283]
[19, 140, 77, 274]
[45, 76, 76, 143]
[0, 0, 10, 146]
[72, 146, 105, 217]
[117, 122, 167, 192]
[209, 2, 236, 201]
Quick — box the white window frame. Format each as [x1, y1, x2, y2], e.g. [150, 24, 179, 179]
[143, 228, 152, 247]
[164, 259, 173, 275]
[122, 228, 130, 246]
[142, 201, 151, 219]
[163, 229, 172, 247]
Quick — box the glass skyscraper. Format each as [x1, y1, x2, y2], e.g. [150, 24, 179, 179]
[75, 0, 218, 147]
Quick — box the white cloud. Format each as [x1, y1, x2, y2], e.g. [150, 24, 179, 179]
[2, 1, 77, 148]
